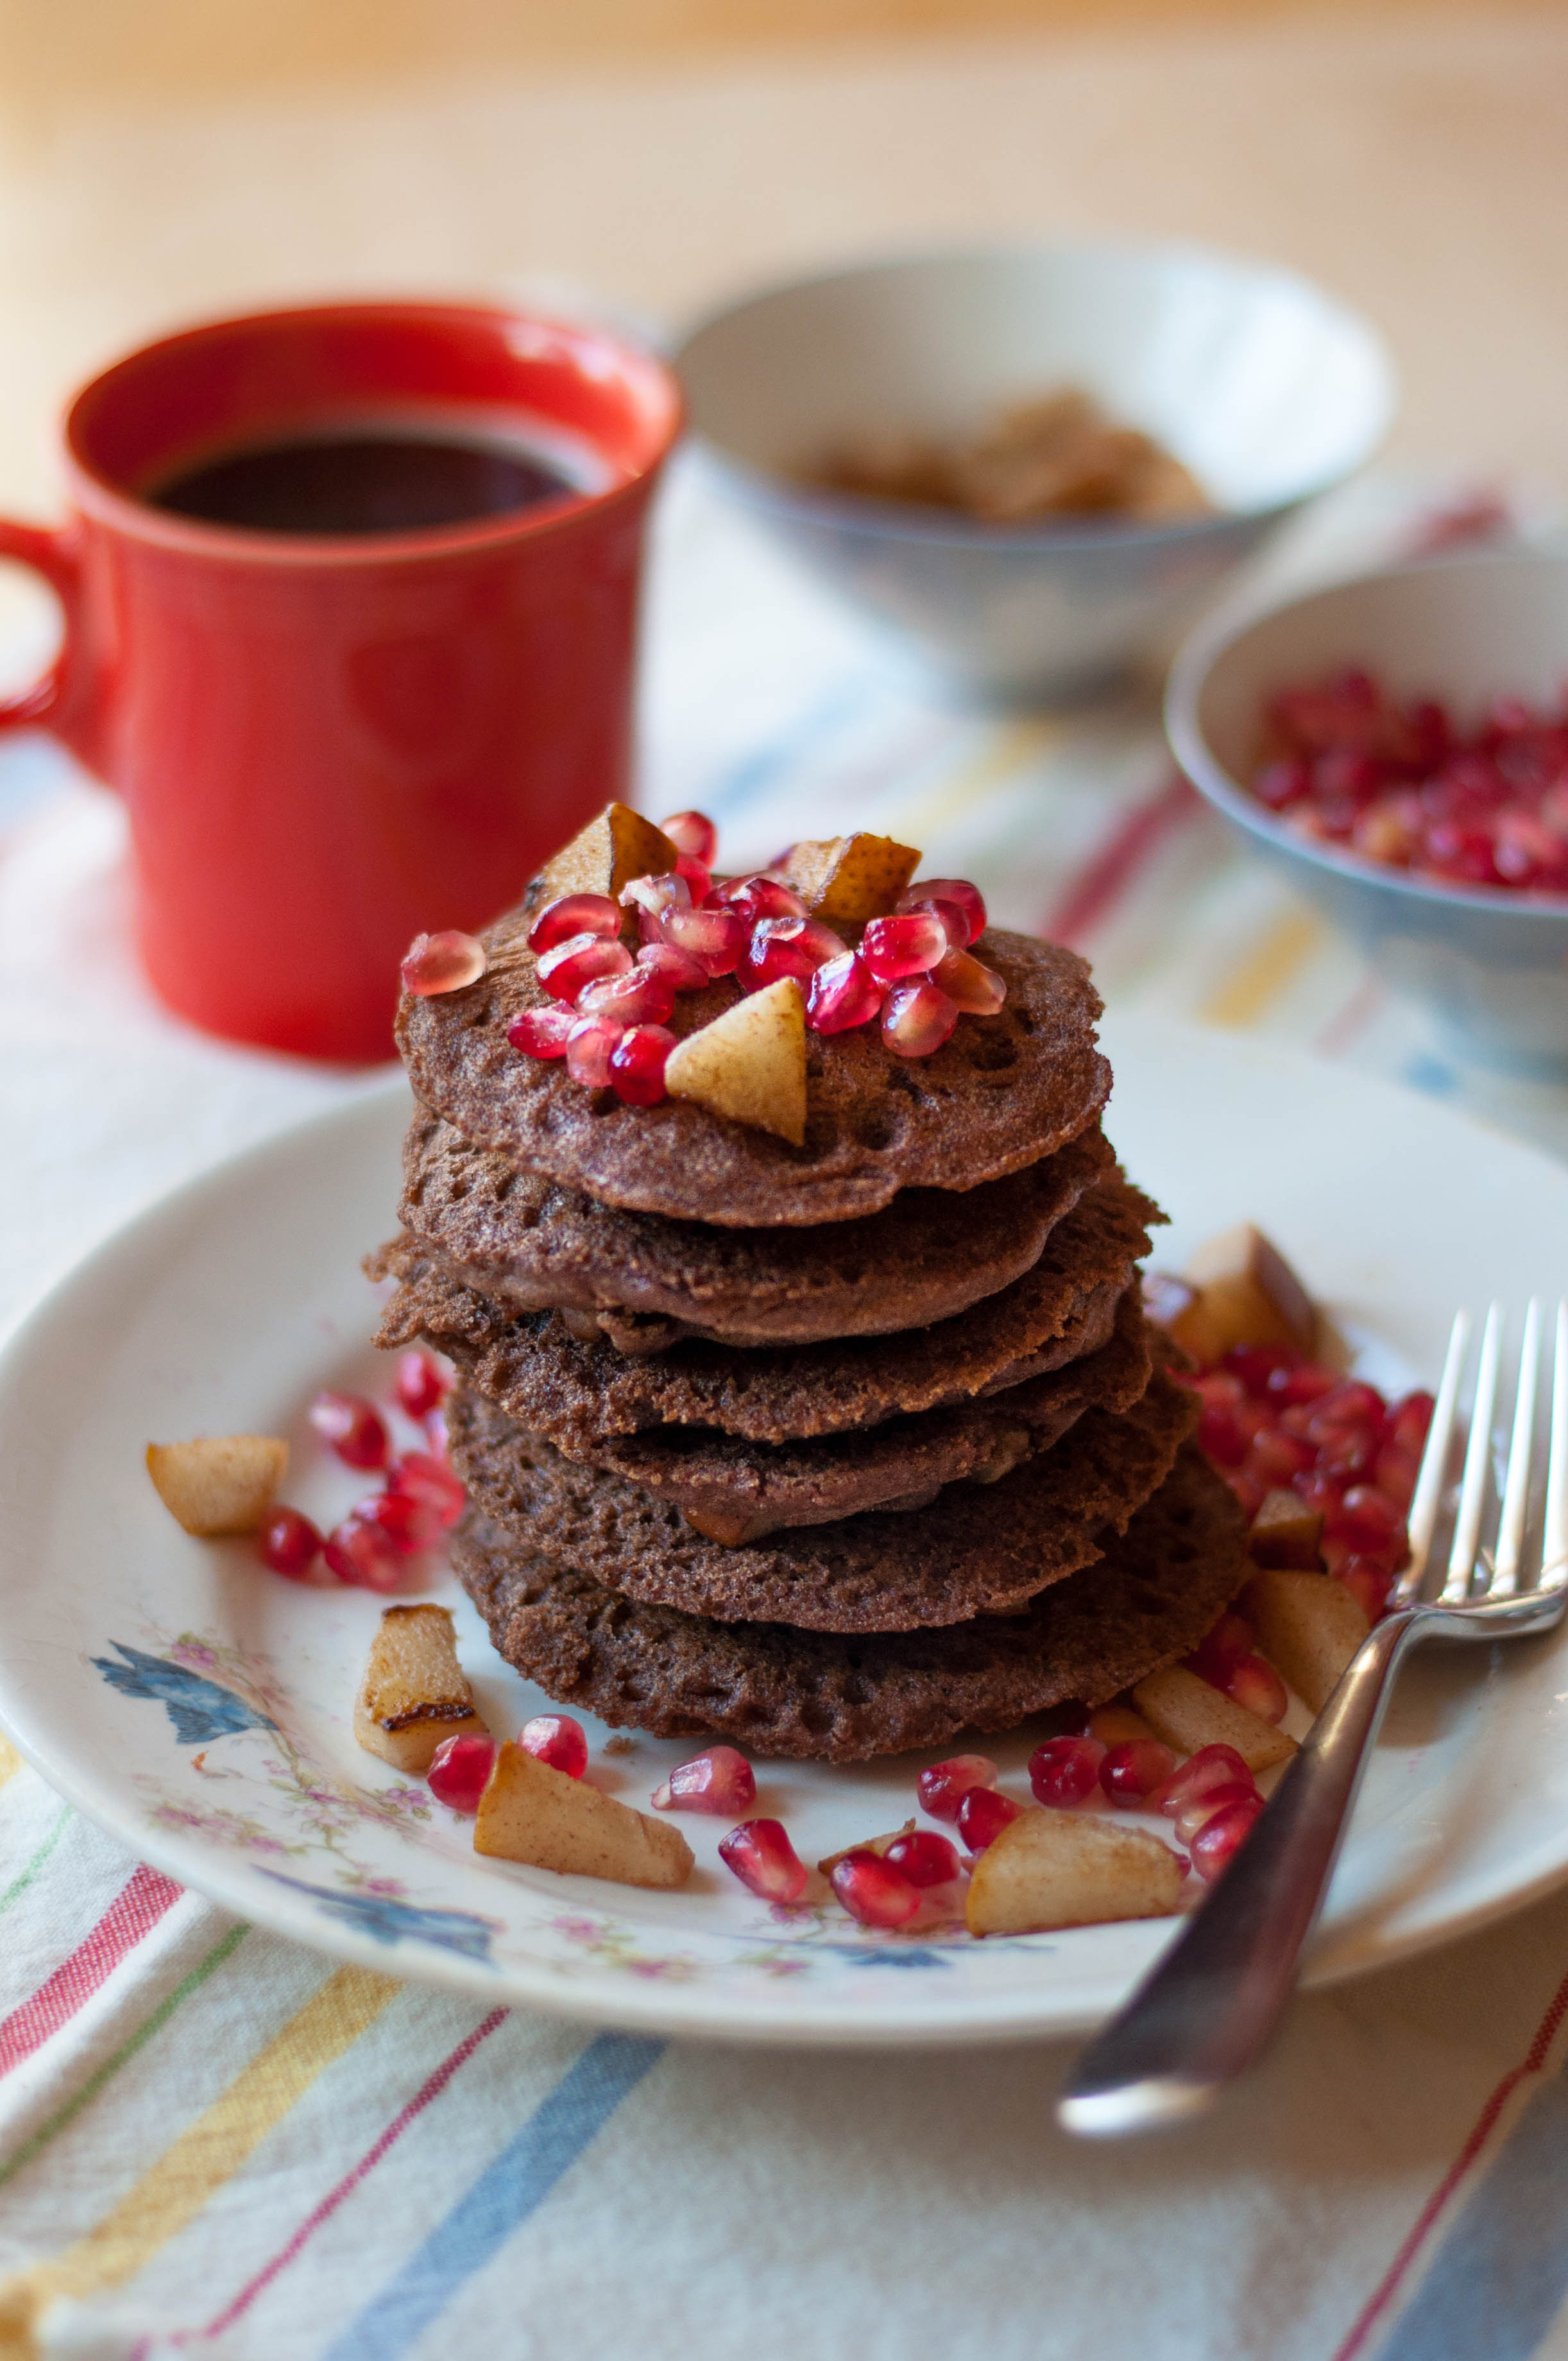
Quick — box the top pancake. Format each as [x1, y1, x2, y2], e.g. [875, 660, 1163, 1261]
[397, 1106, 1116, 1348]
[396, 922, 1109, 1227]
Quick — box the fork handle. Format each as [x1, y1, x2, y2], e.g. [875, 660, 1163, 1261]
[1057, 1608, 1422, 2136]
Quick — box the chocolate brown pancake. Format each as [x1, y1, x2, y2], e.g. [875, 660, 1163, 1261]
[588, 1290, 1151, 1540]
[450, 1443, 1250, 1760]
[375, 1174, 1158, 1447]
[397, 1106, 1115, 1348]
[446, 1362, 1197, 1631]
[396, 924, 1109, 1227]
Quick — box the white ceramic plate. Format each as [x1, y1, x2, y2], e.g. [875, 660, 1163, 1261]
[3, 1015, 1567, 2048]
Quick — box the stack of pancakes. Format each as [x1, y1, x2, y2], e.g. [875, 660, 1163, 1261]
[376, 914, 1253, 1761]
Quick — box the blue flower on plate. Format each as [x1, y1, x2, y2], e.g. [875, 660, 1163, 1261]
[261, 1869, 499, 1962]
[837, 1945, 953, 1970]
[90, 1642, 276, 1746]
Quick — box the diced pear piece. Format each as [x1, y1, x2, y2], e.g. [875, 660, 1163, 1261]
[818, 1820, 916, 1876]
[664, 977, 807, 1146]
[1131, 1663, 1297, 1773]
[777, 833, 921, 925]
[1244, 1568, 1370, 1713]
[146, 1436, 288, 1536]
[1249, 1486, 1325, 1571]
[1170, 1223, 1317, 1362]
[535, 803, 679, 904]
[1087, 1701, 1158, 1747]
[966, 1808, 1182, 1936]
[474, 1742, 694, 1889]
[354, 1604, 488, 1773]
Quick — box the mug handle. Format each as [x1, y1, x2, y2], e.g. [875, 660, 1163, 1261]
[0, 520, 82, 734]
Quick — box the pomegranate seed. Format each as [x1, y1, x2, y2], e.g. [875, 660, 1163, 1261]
[882, 979, 958, 1058]
[518, 1714, 589, 1778]
[861, 910, 948, 981]
[711, 873, 806, 923]
[831, 1850, 922, 1928]
[1173, 1778, 1261, 1846]
[565, 1015, 625, 1090]
[1226, 1653, 1289, 1723]
[651, 1746, 757, 1814]
[356, 1488, 436, 1555]
[660, 809, 718, 865]
[428, 1733, 497, 1812]
[388, 1450, 466, 1531]
[740, 914, 844, 991]
[1151, 1743, 1253, 1817]
[930, 947, 1006, 1015]
[1189, 1794, 1265, 1883]
[322, 1511, 403, 1591]
[917, 1755, 999, 1821]
[898, 876, 986, 941]
[902, 896, 973, 951]
[1225, 1466, 1268, 1519]
[507, 1004, 577, 1060]
[395, 1350, 448, 1422]
[400, 929, 487, 997]
[635, 938, 709, 994]
[1302, 1380, 1388, 1439]
[1186, 1612, 1257, 1684]
[674, 855, 712, 903]
[1247, 1427, 1315, 1486]
[883, 1829, 961, 1886]
[1316, 1424, 1383, 1483]
[806, 949, 885, 1033]
[1265, 1360, 1340, 1406]
[527, 893, 622, 953]
[1099, 1739, 1177, 1807]
[1391, 1391, 1436, 1454]
[719, 1819, 809, 1905]
[657, 903, 745, 975]
[1374, 1440, 1422, 1509]
[1338, 1556, 1393, 1622]
[1198, 1402, 1248, 1467]
[1223, 1343, 1297, 1393]
[310, 1391, 389, 1471]
[957, 1787, 1021, 1853]
[537, 932, 631, 1002]
[620, 871, 691, 923]
[575, 965, 677, 1027]
[1028, 1734, 1107, 1807]
[1331, 1484, 1406, 1555]
[258, 1506, 323, 1579]
[608, 1023, 675, 1106]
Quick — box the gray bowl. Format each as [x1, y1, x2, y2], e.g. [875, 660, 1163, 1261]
[676, 243, 1395, 703]
[1166, 549, 1568, 1076]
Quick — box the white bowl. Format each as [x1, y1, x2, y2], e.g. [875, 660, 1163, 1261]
[1167, 549, 1568, 1075]
[676, 242, 1395, 701]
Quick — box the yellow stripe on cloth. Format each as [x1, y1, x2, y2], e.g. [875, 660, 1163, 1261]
[0, 1738, 24, 1787]
[0, 1963, 397, 2360]
[1200, 911, 1325, 1030]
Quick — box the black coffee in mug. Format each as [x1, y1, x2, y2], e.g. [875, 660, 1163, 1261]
[148, 426, 575, 536]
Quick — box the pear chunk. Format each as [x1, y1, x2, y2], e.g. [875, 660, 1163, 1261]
[1249, 1487, 1326, 1571]
[966, 1808, 1182, 1936]
[1168, 1223, 1317, 1364]
[1244, 1568, 1370, 1713]
[777, 833, 921, 925]
[664, 977, 807, 1146]
[474, 1742, 694, 1888]
[354, 1604, 488, 1773]
[146, 1436, 288, 1536]
[1131, 1663, 1297, 1773]
[535, 803, 678, 905]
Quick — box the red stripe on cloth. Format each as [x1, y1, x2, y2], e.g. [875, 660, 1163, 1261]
[0, 1863, 183, 2076]
[195, 2007, 509, 2340]
[1037, 773, 1201, 949]
[1331, 1958, 1568, 2361]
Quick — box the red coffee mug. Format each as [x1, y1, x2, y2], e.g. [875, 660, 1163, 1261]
[0, 300, 682, 1060]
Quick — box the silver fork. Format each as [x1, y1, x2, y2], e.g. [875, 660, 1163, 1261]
[1058, 1301, 1568, 2138]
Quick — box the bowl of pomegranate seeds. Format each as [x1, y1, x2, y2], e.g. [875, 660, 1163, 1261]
[676, 242, 1394, 701]
[1168, 549, 1568, 1072]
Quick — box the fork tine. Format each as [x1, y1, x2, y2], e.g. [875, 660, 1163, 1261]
[1444, 1302, 1503, 1602]
[1492, 1299, 1540, 1598]
[1544, 1302, 1568, 1590]
[1399, 1309, 1469, 1604]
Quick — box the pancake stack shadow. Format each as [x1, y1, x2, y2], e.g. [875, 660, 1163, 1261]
[378, 918, 1254, 1762]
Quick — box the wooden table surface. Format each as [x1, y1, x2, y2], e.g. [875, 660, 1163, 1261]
[0, 5, 1564, 536]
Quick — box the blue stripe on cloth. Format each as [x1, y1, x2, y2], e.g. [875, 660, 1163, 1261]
[699, 674, 879, 821]
[322, 2031, 664, 2361]
[1376, 2072, 1568, 2361]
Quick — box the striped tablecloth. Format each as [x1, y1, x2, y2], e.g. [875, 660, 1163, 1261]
[3, 461, 1568, 2361]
